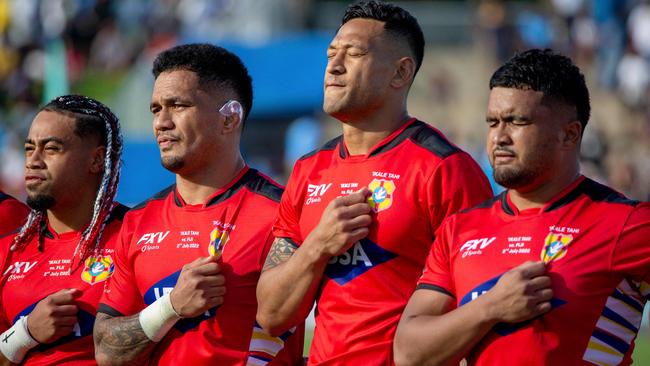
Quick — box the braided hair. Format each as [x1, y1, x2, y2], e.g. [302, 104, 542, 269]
[10, 95, 123, 267]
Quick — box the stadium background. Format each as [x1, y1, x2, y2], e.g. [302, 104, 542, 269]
[0, 0, 648, 361]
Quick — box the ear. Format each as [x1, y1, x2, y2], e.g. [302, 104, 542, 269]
[90, 146, 106, 174]
[221, 113, 242, 135]
[390, 57, 416, 89]
[561, 120, 582, 149]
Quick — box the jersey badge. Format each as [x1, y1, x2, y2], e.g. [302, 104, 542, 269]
[540, 233, 572, 264]
[81, 255, 115, 285]
[208, 226, 229, 258]
[367, 178, 396, 212]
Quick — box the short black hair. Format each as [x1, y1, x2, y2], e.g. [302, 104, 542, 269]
[342, 1, 425, 75]
[152, 43, 253, 121]
[489, 48, 591, 131]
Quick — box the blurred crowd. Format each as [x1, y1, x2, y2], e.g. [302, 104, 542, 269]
[476, 0, 650, 200]
[0, 0, 649, 201]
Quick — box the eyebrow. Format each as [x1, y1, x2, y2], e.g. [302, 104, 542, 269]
[24, 137, 66, 145]
[150, 96, 191, 110]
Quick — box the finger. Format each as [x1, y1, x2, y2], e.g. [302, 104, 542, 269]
[204, 285, 227, 297]
[204, 274, 226, 287]
[51, 304, 79, 316]
[337, 188, 371, 206]
[342, 214, 373, 231]
[535, 301, 552, 314]
[528, 275, 552, 291]
[339, 203, 373, 219]
[192, 263, 221, 276]
[184, 255, 217, 270]
[534, 288, 554, 302]
[518, 261, 546, 278]
[50, 289, 81, 304]
[347, 227, 369, 243]
[53, 315, 79, 327]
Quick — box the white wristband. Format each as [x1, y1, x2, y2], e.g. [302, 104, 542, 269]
[138, 292, 181, 342]
[0, 316, 39, 363]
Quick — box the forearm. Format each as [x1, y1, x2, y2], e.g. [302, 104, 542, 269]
[394, 295, 497, 366]
[0, 353, 13, 366]
[93, 313, 156, 366]
[257, 243, 328, 335]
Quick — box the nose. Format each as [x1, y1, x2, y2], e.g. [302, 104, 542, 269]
[26, 147, 45, 170]
[326, 52, 345, 76]
[490, 122, 513, 147]
[153, 107, 174, 132]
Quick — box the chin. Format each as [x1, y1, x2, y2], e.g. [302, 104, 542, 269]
[161, 156, 185, 172]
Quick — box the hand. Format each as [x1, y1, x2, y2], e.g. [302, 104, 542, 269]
[27, 288, 82, 344]
[170, 256, 226, 318]
[482, 261, 553, 323]
[305, 188, 373, 259]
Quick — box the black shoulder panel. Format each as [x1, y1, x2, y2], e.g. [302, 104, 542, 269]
[407, 120, 461, 159]
[206, 169, 284, 207]
[298, 135, 342, 161]
[460, 193, 504, 214]
[107, 203, 130, 223]
[546, 178, 639, 212]
[131, 184, 175, 211]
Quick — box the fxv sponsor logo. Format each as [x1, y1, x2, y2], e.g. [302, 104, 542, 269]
[137, 231, 170, 245]
[3, 261, 37, 275]
[459, 237, 496, 258]
[306, 183, 332, 205]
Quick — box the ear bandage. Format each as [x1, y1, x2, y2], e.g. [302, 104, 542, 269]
[219, 100, 244, 122]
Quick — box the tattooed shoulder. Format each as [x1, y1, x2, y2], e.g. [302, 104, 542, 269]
[263, 237, 299, 271]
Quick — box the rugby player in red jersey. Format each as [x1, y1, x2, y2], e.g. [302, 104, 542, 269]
[256, 1, 492, 364]
[0, 191, 29, 235]
[93, 44, 303, 365]
[0, 95, 126, 365]
[394, 49, 650, 366]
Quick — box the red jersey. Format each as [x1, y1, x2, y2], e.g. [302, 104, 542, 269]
[99, 167, 304, 366]
[274, 119, 492, 365]
[418, 176, 650, 366]
[0, 204, 128, 365]
[0, 191, 29, 235]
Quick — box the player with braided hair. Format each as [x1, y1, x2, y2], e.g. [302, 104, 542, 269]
[0, 94, 128, 365]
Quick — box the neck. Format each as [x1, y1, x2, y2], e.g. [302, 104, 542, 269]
[176, 150, 246, 205]
[508, 166, 581, 211]
[340, 107, 409, 156]
[46, 192, 97, 235]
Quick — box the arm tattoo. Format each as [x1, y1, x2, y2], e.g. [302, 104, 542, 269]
[263, 237, 298, 271]
[94, 312, 157, 366]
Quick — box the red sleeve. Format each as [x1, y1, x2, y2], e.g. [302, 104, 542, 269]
[427, 152, 492, 231]
[610, 203, 650, 290]
[417, 220, 455, 298]
[99, 214, 144, 315]
[272, 163, 304, 245]
[0, 197, 29, 235]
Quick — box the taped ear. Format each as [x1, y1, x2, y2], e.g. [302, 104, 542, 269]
[219, 100, 244, 122]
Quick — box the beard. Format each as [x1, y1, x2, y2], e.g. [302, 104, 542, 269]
[492, 159, 543, 189]
[26, 194, 56, 211]
[161, 155, 184, 172]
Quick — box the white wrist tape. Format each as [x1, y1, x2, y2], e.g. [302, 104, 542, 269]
[0, 316, 39, 363]
[138, 293, 181, 342]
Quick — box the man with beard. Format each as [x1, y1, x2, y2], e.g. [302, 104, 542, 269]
[394, 49, 650, 366]
[256, 1, 491, 364]
[0, 191, 29, 235]
[0, 95, 127, 365]
[93, 43, 303, 365]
